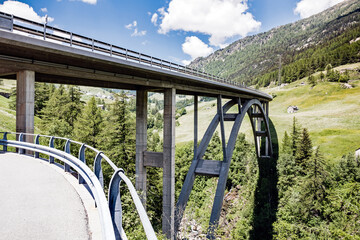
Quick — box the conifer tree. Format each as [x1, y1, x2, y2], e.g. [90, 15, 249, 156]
[34, 83, 51, 116]
[336, 153, 360, 183]
[100, 92, 135, 174]
[281, 131, 292, 154]
[295, 128, 313, 171]
[40, 85, 83, 137]
[307, 74, 316, 87]
[65, 86, 83, 129]
[300, 147, 328, 219]
[73, 96, 103, 148]
[290, 117, 301, 157]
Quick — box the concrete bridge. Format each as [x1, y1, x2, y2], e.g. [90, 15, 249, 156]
[0, 12, 273, 239]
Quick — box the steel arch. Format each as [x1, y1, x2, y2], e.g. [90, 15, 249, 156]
[175, 97, 273, 239]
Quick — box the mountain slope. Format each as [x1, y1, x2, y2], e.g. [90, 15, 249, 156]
[177, 63, 360, 160]
[189, 0, 360, 86]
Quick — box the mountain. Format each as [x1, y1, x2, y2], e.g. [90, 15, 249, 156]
[189, 0, 360, 86]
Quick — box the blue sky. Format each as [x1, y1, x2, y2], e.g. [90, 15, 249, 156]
[0, 0, 345, 65]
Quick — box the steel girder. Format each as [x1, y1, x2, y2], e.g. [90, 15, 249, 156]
[175, 96, 273, 239]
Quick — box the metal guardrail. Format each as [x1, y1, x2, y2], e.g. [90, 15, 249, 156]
[0, 11, 267, 96]
[0, 132, 157, 240]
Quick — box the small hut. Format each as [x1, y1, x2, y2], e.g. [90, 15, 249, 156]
[287, 105, 299, 113]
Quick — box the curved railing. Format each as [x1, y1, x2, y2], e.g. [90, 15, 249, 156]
[0, 11, 266, 96]
[0, 132, 157, 240]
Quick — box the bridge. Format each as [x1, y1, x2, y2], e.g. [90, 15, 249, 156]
[0, 12, 273, 239]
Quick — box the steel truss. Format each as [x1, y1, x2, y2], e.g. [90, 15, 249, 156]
[175, 96, 273, 239]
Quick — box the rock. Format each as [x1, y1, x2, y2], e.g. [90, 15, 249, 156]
[341, 83, 353, 89]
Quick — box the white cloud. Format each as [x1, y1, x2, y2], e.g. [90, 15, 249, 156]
[41, 8, 47, 13]
[151, 13, 158, 26]
[80, 0, 97, 5]
[182, 36, 214, 61]
[0, 1, 54, 23]
[156, 0, 261, 47]
[182, 59, 191, 65]
[125, 20, 146, 37]
[131, 29, 147, 37]
[125, 21, 137, 29]
[294, 0, 345, 19]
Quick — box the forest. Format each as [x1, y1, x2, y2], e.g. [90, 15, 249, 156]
[8, 83, 359, 239]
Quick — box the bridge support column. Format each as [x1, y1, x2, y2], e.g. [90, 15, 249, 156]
[136, 89, 148, 206]
[16, 70, 34, 143]
[163, 88, 176, 240]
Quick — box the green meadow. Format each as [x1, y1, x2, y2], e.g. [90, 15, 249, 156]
[176, 66, 360, 160]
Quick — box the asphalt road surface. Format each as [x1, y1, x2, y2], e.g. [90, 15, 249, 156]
[0, 152, 90, 240]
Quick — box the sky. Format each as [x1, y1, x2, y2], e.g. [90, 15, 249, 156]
[0, 0, 346, 65]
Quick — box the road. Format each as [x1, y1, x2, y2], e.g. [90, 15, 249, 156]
[0, 152, 90, 240]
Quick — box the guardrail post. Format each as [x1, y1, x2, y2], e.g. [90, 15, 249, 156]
[94, 152, 104, 188]
[64, 139, 71, 172]
[78, 144, 86, 184]
[109, 169, 126, 240]
[18, 133, 25, 154]
[34, 134, 40, 158]
[2, 132, 8, 152]
[43, 15, 48, 40]
[49, 136, 55, 163]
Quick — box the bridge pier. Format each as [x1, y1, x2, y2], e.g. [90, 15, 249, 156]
[135, 88, 176, 239]
[16, 70, 34, 143]
[136, 89, 148, 206]
[162, 88, 176, 240]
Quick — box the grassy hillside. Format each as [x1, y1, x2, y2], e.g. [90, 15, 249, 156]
[0, 94, 41, 133]
[266, 81, 360, 160]
[177, 64, 360, 160]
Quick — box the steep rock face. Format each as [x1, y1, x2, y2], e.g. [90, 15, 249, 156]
[189, 0, 360, 84]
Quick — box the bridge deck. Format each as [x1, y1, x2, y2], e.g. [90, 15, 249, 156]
[0, 152, 93, 240]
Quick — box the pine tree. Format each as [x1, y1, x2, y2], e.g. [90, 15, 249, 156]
[336, 153, 360, 183]
[307, 74, 316, 87]
[100, 92, 135, 174]
[40, 85, 84, 137]
[34, 83, 51, 116]
[300, 147, 328, 219]
[73, 97, 103, 148]
[65, 86, 83, 129]
[290, 117, 301, 157]
[295, 128, 313, 171]
[281, 131, 292, 154]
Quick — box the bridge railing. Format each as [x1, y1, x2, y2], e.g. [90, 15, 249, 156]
[0, 132, 157, 240]
[0, 11, 266, 96]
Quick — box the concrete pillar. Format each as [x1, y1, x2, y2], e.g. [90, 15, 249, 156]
[16, 70, 35, 143]
[193, 95, 198, 157]
[136, 89, 148, 206]
[163, 88, 176, 239]
[264, 102, 270, 156]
